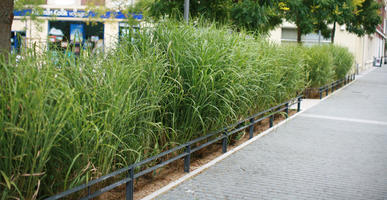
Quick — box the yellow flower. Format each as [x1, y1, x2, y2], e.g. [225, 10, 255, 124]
[352, 0, 365, 7]
[278, 2, 290, 11]
[334, 5, 342, 15]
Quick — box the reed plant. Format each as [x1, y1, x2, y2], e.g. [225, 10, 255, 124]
[303, 45, 334, 87]
[302, 44, 354, 88]
[0, 20, 308, 199]
[328, 45, 354, 80]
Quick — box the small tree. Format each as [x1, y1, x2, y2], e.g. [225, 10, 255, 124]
[231, 0, 282, 34]
[144, 0, 283, 35]
[320, 0, 382, 43]
[146, 0, 232, 23]
[345, 0, 382, 37]
[281, 0, 382, 44]
[282, 0, 316, 43]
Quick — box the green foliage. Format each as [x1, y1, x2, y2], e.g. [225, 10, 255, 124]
[143, 0, 282, 34]
[328, 45, 354, 79]
[279, 0, 382, 43]
[146, 0, 232, 23]
[0, 20, 307, 199]
[1, 44, 169, 198]
[345, 0, 382, 36]
[231, 0, 282, 34]
[303, 45, 334, 87]
[281, 0, 315, 37]
[302, 44, 354, 87]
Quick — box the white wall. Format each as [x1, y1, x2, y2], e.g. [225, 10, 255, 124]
[12, 18, 48, 51]
[104, 21, 119, 51]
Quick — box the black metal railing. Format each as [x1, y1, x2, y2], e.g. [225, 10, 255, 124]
[305, 73, 355, 99]
[45, 96, 303, 200]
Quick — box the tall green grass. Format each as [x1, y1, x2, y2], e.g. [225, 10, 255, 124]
[329, 45, 354, 80]
[1, 20, 309, 199]
[302, 44, 354, 88]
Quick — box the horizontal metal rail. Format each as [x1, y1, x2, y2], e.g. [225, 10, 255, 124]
[45, 95, 303, 200]
[305, 74, 355, 99]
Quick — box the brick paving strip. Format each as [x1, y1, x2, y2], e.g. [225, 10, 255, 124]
[145, 66, 387, 200]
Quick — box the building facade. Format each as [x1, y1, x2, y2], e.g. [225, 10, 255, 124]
[11, 0, 141, 53]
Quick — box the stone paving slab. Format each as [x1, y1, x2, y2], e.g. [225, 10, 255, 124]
[154, 67, 387, 200]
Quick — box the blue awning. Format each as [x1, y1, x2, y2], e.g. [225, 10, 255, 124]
[14, 8, 143, 20]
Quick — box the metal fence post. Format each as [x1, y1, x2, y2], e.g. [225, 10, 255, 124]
[285, 103, 289, 118]
[319, 89, 322, 99]
[326, 87, 329, 96]
[222, 132, 228, 153]
[269, 115, 274, 128]
[297, 97, 301, 112]
[184, 145, 191, 173]
[126, 167, 134, 200]
[184, 0, 189, 23]
[249, 118, 254, 139]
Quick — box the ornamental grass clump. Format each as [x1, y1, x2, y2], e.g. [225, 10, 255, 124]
[1, 45, 171, 198]
[302, 44, 354, 88]
[145, 21, 307, 143]
[303, 45, 334, 87]
[328, 45, 354, 80]
[0, 20, 307, 199]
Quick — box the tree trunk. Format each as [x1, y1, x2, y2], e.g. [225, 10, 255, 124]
[297, 25, 302, 44]
[331, 21, 336, 44]
[0, 0, 14, 61]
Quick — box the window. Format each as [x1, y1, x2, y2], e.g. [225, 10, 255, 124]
[48, 21, 105, 54]
[281, 28, 298, 41]
[119, 22, 140, 42]
[281, 28, 331, 45]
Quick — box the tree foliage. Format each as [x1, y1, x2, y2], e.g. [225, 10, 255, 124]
[231, 0, 283, 33]
[280, 0, 316, 42]
[345, 0, 382, 36]
[277, 0, 382, 43]
[144, 0, 283, 34]
[315, 0, 382, 43]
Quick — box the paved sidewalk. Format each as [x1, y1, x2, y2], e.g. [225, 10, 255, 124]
[154, 67, 387, 200]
